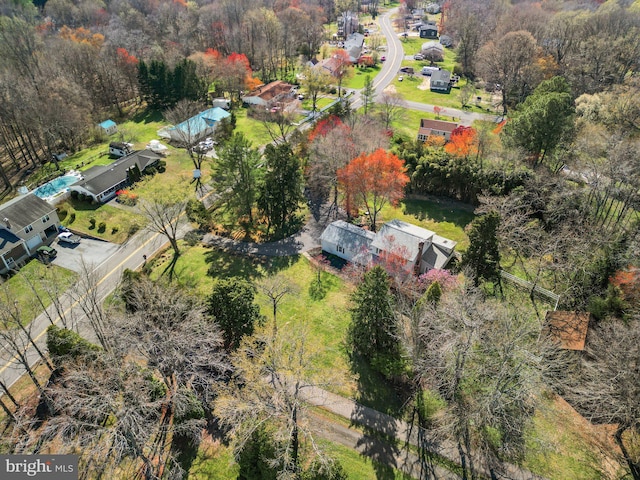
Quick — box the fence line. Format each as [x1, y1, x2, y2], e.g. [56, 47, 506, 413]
[500, 270, 560, 310]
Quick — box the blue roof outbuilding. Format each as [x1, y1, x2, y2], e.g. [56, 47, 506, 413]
[99, 119, 117, 129]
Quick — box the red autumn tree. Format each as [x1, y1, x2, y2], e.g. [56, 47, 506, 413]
[307, 115, 347, 143]
[116, 48, 138, 65]
[212, 52, 261, 104]
[445, 126, 478, 159]
[337, 149, 409, 231]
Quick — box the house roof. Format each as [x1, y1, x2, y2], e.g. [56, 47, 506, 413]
[99, 119, 116, 129]
[74, 150, 161, 197]
[422, 41, 444, 52]
[543, 311, 591, 351]
[371, 219, 434, 263]
[244, 81, 295, 102]
[422, 243, 452, 269]
[170, 108, 230, 137]
[0, 228, 23, 252]
[419, 119, 459, 139]
[0, 194, 56, 230]
[321, 220, 375, 247]
[431, 70, 451, 83]
[344, 32, 365, 62]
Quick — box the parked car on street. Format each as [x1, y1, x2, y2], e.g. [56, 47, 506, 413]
[380, 56, 386, 62]
[414, 53, 424, 60]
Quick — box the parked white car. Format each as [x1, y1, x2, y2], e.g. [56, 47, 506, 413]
[57, 231, 81, 244]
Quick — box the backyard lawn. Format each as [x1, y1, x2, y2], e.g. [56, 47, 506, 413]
[375, 196, 474, 251]
[0, 259, 76, 325]
[390, 107, 440, 139]
[233, 107, 282, 147]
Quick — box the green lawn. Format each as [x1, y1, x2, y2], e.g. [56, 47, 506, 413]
[343, 65, 382, 90]
[390, 107, 440, 139]
[59, 198, 147, 244]
[233, 107, 281, 148]
[187, 434, 412, 479]
[378, 197, 474, 251]
[1, 260, 76, 325]
[150, 244, 356, 396]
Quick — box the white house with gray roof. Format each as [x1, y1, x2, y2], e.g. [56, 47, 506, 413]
[320, 219, 457, 275]
[0, 194, 60, 274]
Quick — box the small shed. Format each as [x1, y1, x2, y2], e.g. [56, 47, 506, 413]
[542, 311, 591, 351]
[98, 119, 117, 136]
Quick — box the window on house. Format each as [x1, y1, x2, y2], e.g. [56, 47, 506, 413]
[337, 245, 345, 254]
[24, 225, 33, 233]
[42, 215, 50, 223]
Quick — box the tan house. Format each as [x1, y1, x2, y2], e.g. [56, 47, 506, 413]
[417, 119, 459, 142]
[0, 194, 60, 274]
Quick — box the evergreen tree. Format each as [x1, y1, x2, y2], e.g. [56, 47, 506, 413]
[348, 266, 403, 377]
[213, 133, 261, 224]
[206, 278, 265, 351]
[462, 211, 501, 286]
[258, 143, 304, 236]
[361, 74, 376, 115]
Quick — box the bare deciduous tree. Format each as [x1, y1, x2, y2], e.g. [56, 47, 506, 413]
[215, 327, 335, 479]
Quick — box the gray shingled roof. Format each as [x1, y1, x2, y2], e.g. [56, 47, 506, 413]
[320, 220, 374, 251]
[74, 149, 161, 196]
[0, 229, 22, 251]
[371, 219, 434, 262]
[0, 194, 56, 230]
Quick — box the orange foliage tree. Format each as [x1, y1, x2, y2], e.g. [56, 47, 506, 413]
[59, 26, 104, 48]
[610, 267, 640, 307]
[445, 126, 478, 159]
[337, 149, 409, 231]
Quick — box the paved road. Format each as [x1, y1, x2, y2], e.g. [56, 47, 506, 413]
[349, 9, 500, 127]
[0, 227, 173, 390]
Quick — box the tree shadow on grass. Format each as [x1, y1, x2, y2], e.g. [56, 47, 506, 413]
[349, 352, 412, 480]
[131, 108, 164, 124]
[402, 197, 475, 228]
[204, 248, 298, 281]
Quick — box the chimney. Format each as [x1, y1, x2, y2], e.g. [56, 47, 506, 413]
[3, 217, 10, 229]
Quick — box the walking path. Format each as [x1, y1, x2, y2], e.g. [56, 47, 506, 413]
[301, 384, 545, 480]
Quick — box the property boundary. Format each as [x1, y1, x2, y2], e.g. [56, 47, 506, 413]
[500, 270, 560, 310]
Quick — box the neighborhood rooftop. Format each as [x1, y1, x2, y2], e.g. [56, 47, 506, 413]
[245, 81, 295, 102]
[0, 194, 56, 230]
[171, 107, 230, 135]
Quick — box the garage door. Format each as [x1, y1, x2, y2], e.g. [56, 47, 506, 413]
[26, 234, 42, 251]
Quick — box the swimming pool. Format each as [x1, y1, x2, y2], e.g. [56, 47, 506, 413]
[34, 175, 80, 199]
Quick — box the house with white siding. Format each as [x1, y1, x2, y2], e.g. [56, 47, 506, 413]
[0, 194, 60, 274]
[320, 219, 457, 275]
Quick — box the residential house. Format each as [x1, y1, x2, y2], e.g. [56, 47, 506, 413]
[417, 119, 459, 142]
[430, 69, 452, 92]
[421, 41, 444, 61]
[542, 311, 591, 351]
[320, 220, 375, 266]
[0, 194, 60, 274]
[109, 142, 132, 158]
[426, 3, 441, 14]
[316, 55, 350, 78]
[98, 119, 117, 136]
[419, 22, 438, 39]
[320, 219, 457, 275]
[70, 149, 162, 203]
[337, 10, 358, 38]
[344, 32, 365, 63]
[242, 81, 296, 108]
[158, 107, 231, 145]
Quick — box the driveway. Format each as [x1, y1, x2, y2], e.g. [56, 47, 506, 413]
[51, 237, 120, 273]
